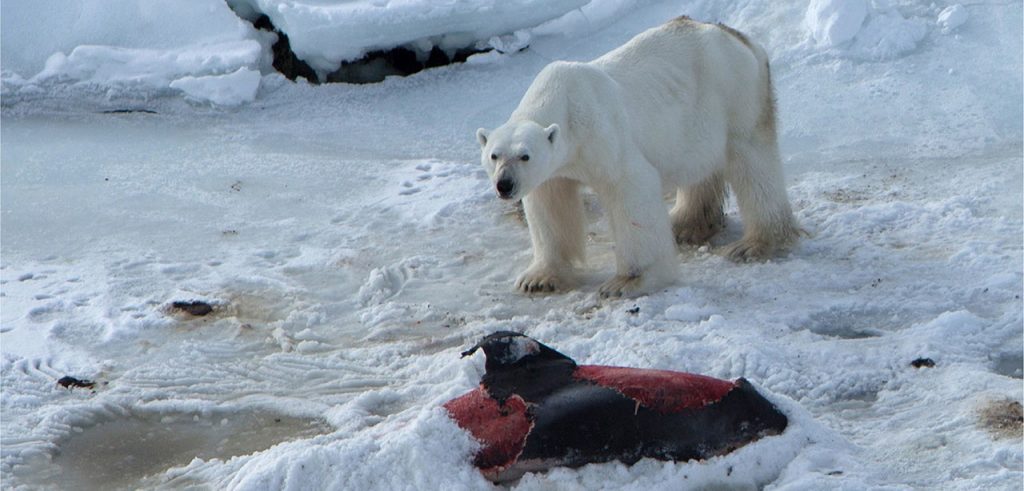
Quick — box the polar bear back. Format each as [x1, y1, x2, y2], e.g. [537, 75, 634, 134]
[596, 18, 769, 184]
[509, 18, 771, 189]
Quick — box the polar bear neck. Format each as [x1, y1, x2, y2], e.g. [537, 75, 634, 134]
[507, 61, 619, 175]
[508, 63, 573, 128]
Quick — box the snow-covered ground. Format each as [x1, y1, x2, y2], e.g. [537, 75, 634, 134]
[2, 0, 1022, 489]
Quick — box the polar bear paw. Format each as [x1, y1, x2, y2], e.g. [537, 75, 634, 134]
[598, 274, 644, 298]
[673, 207, 726, 246]
[515, 268, 565, 294]
[674, 218, 725, 246]
[722, 238, 773, 262]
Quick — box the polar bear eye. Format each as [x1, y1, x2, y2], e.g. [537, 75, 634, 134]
[490, 153, 497, 161]
[521, 155, 530, 162]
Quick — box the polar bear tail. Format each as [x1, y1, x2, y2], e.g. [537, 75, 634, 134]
[715, 22, 776, 138]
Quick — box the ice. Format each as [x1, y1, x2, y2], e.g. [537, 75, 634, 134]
[1, 0, 1022, 489]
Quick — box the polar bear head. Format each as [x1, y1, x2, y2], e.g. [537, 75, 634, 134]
[476, 121, 560, 201]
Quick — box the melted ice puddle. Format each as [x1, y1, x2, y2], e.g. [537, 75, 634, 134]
[21, 410, 331, 490]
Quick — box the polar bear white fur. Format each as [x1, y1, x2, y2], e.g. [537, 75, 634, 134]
[476, 17, 801, 297]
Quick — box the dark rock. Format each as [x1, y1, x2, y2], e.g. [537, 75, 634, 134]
[170, 301, 214, 317]
[57, 376, 96, 390]
[910, 358, 936, 368]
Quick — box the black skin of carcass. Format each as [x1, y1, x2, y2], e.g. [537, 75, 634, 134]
[460, 331, 789, 469]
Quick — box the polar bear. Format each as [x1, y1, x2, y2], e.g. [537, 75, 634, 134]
[476, 17, 800, 297]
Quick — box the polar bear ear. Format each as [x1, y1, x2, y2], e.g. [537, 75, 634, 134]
[476, 128, 490, 147]
[544, 124, 559, 144]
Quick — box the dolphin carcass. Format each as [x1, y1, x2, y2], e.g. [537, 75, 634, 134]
[444, 332, 789, 482]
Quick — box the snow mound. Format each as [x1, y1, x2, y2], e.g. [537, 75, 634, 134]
[2, 0, 587, 104]
[938, 4, 969, 34]
[848, 9, 929, 60]
[804, 0, 930, 60]
[805, 0, 868, 46]
[1, 0, 265, 105]
[169, 67, 263, 106]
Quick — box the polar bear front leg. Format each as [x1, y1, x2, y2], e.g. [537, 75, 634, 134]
[596, 166, 679, 298]
[516, 178, 585, 293]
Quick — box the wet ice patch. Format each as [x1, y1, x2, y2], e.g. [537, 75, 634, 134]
[803, 306, 903, 339]
[15, 408, 330, 490]
[991, 351, 1024, 379]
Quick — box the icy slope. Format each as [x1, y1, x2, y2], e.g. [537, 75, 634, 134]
[2, 0, 1022, 490]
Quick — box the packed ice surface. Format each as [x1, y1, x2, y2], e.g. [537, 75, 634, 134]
[2, 0, 1022, 490]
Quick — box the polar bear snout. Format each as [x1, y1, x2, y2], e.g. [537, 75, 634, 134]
[495, 174, 516, 199]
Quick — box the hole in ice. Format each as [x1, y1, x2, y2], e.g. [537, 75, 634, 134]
[18, 409, 331, 490]
[324, 44, 486, 84]
[804, 307, 890, 339]
[100, 109, 158, 115]
[990, 352, 1023, 379]
[251, 14, 319, 83]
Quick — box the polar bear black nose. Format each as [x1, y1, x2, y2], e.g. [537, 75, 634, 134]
[496, 178, 515, 199]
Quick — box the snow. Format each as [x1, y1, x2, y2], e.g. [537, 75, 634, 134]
[805, 0, 868, 46]
[169, 67, 263, 106]
[2, 0, 1022, 490]
[938, 4, 969, 34]
[2, 0, 588, 105]
[225, 0, 589, 78]
[1, 0, 266, 105]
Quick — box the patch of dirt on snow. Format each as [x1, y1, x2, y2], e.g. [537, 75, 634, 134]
[978, 399, 1023, 440]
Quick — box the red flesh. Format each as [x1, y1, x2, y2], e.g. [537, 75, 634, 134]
[443, 387, 532, 472]
[573, 365, 737, 413]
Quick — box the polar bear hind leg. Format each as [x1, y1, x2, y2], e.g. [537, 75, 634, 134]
[722, 128, 800, 261]
[671, 171, 727, 245]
